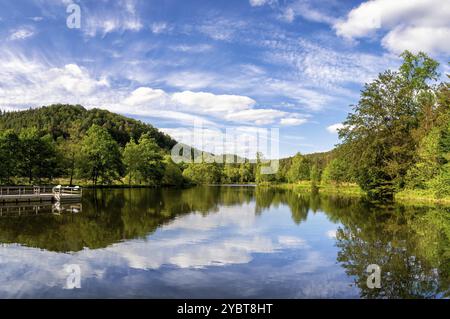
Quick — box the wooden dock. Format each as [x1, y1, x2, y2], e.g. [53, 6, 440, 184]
[0, 186, 82, 204]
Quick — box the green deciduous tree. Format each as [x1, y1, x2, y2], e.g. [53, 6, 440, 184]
[223, 164, 241, 184]
[0, 130, 20, 184]
[78, 125, 124, 185]
[286, 153, 310, 183]
[239, 161, 254, 183]
[18, 128, 59, 183]
[339, 51, 440, 200]
[133, 134, 165, 186]
[162, 155, 184, 186]
[182, 162, 222, 184]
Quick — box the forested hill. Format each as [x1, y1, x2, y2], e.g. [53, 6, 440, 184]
[0, 104, 176, 151]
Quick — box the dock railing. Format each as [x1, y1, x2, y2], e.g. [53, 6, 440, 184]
[0, 186, 53, 197]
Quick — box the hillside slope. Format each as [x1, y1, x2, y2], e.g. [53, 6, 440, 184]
[0, 104, 176, 150]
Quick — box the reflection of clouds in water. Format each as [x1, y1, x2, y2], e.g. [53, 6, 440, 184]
[165, 203, 258, 231]
[0, 202, 349, 297]
[278, 236, 308, 248]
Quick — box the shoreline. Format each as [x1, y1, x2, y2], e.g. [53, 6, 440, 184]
[268, 182, 450, 206]
[1, 182, 449, 206]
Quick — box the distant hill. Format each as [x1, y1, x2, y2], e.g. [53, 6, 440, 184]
[0, 104, 177, 151]
[279, 150, 334, 169]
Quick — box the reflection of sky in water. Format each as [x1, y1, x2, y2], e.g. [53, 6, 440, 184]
[0, 201, 359, 298]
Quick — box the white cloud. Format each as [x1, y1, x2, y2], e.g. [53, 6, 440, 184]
[326, 230, 337, 239]
[124, 88, 295, 126]
[249, 0, 273, 7]
[83, 0, 143, 37]
[172, 91, 256, 114]
[170, 44, 213, 53]
[278, 236, 308, 248]
[334, 0, 450, 55]
[0, 51, 307, 128]
[124, 87, 169, 106]
[225, 109, 286, 125]
[151, 22, 169, 34]
[381, 26, 450, 55]
[326, 123, 344, 134]
[9, 27, 35, 40]
[280, 118, 307, 126]
[0, 52, 110, 107]
[282, 1, 337, 24]
[164, 71, 217, 90]
[197, 18, 246, 41]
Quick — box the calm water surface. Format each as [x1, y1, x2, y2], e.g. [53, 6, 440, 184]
[0, 186, 448, 298]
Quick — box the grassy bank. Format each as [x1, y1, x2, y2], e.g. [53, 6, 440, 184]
[272, 182, 364, 197]
[270, 182, 450, 205]
[395, 189, 450, 205]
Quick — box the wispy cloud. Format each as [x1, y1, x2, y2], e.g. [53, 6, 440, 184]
[82, 0, 143, 37]
[9, 27, 35, 40]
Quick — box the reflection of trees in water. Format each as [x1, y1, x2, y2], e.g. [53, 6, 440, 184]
[0, 186, 448, 299]
[329, 203, 450, 298]
[0, 186, 255, 252]
[255, 188, 311, 223]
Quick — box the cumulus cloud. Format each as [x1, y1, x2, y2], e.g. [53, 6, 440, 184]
[326, 123, 344, 134]
[334, 0, 450, 55]
[123, 87, 169, 107]
[0, 52, 110, 107]
[172, 91, 256, 114]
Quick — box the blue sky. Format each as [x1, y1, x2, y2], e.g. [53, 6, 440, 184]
[0, 0, 449, 158]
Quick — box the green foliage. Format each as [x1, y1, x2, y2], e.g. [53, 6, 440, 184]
[223, 164, 241, 184]
[133, 134, 165, 186]
[405, 127, 441, 189]
[0, 130, 20, 183]
[239, 162, 254, 183]
[18, 128, 59, 183]
[310, 164, 320, 188]
[339, 51, 440, 200]
[0, 104, 176, 150]
[123, 139, 141, 185]
[286, 153, 310, 183]
[182, 162, 222, 184]
[255, 152, 276, 184]
[162, 155, 184, 186]
[322, 158, 350, 185]
[78, 125, 124, 185]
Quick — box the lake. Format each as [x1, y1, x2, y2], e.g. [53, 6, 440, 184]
[0, 186, 448, 298]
